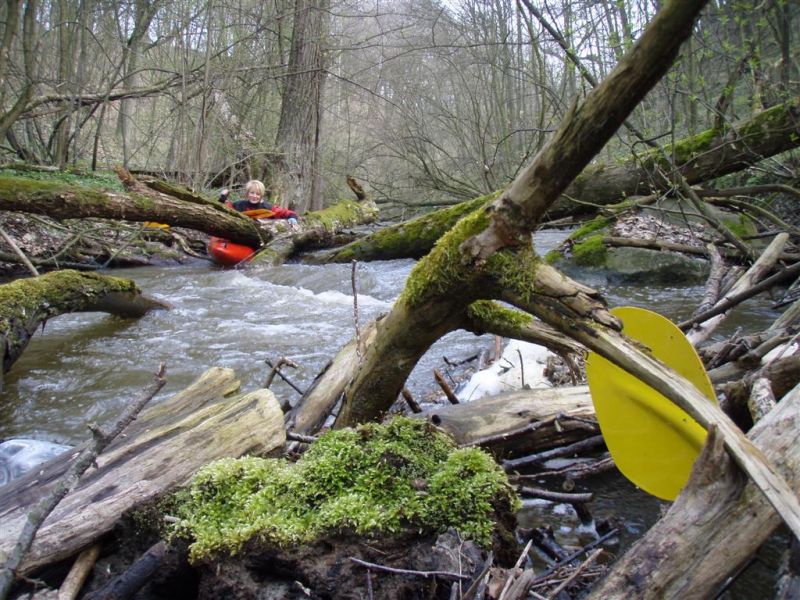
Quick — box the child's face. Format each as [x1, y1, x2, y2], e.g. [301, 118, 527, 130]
[246, 189, 262, 202]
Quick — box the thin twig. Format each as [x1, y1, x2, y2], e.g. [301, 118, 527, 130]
[348, 557, 470, 581]
[0, 364, 166, 599]
[433, 369, 460, 404]
[264, 358, 304, 395]
[0, 225, 39, 276]
[401, 387, 423, 413]
[546, 548, 604, 599]
[517, 486, 593, 503]
[352, 260, 363, 359]
[287, 431, 318, 445]
[498, 539, 534, 600]
[532, 528, 619, 583]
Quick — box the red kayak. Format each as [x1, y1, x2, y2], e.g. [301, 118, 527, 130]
[208, 236, 257, 267]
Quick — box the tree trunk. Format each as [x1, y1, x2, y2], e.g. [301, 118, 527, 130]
[0, 174, 266, 247]
[272, 0, 329, 213]
[0, 270, 167, 375]
[0, 367, 286, 576]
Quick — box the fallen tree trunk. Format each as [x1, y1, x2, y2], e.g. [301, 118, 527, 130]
[253, 198, 380, 266]
[0, 270, 168, 375]
[0, 174, 265, 247]
[286, 302, 583, 438]
[587, 383, 800, 599]
[317, 98, 800, 264]
[0, 367, 286, 576]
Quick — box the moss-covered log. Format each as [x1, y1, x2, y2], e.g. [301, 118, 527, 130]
[319, 97, 800, 264]
[252, 198, 379, 266]
[0, 175, 265, 247]
[0, 270, 167, 375]
[316, 193, 495, 263]
[0, 367, 286, 575]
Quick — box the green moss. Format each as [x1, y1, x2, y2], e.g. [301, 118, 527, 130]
[304, 199, 379, 230]
[331, 191, 500, 262]
[666, 127, 720, 164]
[488, 246, 541, 304]
[571, 234, 608, 267]
[571, 216, 613, 241]
[171, 418, 518, 561]
[399, 202, 494, 306]
[466, 300, 534, 331]
[722, 214, 756, 238]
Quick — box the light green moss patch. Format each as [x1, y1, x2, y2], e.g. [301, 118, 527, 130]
[331, 191, 499, 262]
[571, 234, 608, 267]
[721, 214, 756, 238]
[399, 204, 495, 306]
[172, 418, 519, 561]
[0, 168, 123, 191]
[304, 199, 379, 230]
[467, 300, 534, 331]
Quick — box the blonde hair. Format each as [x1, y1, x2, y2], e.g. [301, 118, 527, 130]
[244, 180, 266, 197]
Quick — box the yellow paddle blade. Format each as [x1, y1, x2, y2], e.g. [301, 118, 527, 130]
[143, 221, 169, 229]
[585, 306, 716, 500]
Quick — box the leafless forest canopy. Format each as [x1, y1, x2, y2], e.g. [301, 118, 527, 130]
[0, 0, 796, 212]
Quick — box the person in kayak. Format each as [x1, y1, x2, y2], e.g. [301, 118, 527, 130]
[228, 179, 299, 223]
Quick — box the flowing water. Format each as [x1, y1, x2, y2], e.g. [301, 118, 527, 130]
[0, 229, 785, 596]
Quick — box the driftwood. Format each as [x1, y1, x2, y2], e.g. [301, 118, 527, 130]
[417, 386, 596, 457]
[82, 541, 168, 600]
[686, 233, 789, 345]
[0, 367, 286, 576]
[57, 544, 100, 600]
[0, 270, 168, 376]
[0, 366, 166, 599]
[587, 383, 800, 599]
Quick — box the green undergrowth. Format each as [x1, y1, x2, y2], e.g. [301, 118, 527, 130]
[0, 167, 123, 191]
[171, 418, 519, 561]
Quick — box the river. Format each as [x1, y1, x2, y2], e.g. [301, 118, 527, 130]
[0, 229, 784, 596]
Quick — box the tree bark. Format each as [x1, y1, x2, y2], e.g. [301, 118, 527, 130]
[0, 175, 266, 247]
[272, 0, 329, 213]
[0, 270, 167, 375]
[0, 367, 286, 576]
[417, 386, 596, 457]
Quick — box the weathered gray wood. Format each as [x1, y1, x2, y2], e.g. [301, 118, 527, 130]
[687, 233, 789, 345]
[417, 386, 596, 456]
[0, 367, 286, 575]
